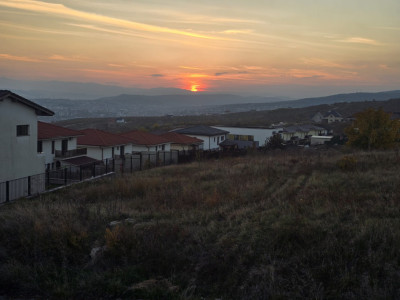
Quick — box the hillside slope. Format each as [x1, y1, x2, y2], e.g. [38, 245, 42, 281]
[1, 150, 399, 299]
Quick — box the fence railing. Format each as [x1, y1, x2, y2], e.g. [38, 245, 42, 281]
[0, 149, 243, 204]
[55, 148, 87, 158]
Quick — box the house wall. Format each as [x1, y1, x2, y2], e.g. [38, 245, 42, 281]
[84, 144, 133, 160]
[115, 143, 133, 156]
[85, 146, 109, 160]
[170, 143, 202, 151]
[0, 98, 46, 182]
[184, 134, 225, 150]
[40, 137, 79, 166]
[132, 143, 171, 153]
[214, 127, 282, 146]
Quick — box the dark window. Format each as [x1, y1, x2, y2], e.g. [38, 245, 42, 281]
[51, 141, 55, 154]
[17, 125, 29, 136]
[162, 144, 165, 151]
[61, 139, 68, 154]
[37, 141, 43, 153]
[221, 136, 224, 141]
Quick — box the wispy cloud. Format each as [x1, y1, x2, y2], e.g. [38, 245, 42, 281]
[0, 0, 220, 40]
[150, 74, 164, 77]
[48, 54, 85, 62]
[0, 53, 40, 62]
[301, 58, 353, 69]
[222, 29, 254, 35]
[339, 37, 381, 46]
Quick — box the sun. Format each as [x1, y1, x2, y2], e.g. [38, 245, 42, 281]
[191, 84, 199, 92]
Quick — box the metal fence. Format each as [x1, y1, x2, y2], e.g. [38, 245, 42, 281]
[0, 150, 196, 203]
[0, 149, 245, 204]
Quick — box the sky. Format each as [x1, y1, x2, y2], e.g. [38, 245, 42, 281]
[1, 0, 399, 97]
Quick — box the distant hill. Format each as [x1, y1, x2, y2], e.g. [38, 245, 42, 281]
[36, 89, 400, 121]
[56, 97, 400, 135]
[212, 90, 400, 113]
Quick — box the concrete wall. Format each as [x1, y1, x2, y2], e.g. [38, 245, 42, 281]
[0, 98, 46, 182]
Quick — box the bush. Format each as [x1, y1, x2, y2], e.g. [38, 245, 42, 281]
[337, 155, 357, 171]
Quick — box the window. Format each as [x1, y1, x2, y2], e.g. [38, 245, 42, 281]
[37, 141, 43, 153]
[162, 144, 165, 151]
[51, 141, 55, 154]
[16, 125, 29, 136]
[221, 136, 225, 141]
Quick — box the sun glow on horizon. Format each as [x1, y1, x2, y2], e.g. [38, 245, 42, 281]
[190, 84, 199, 92]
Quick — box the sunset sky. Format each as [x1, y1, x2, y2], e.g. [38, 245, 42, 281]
[1, 0, 399, 96]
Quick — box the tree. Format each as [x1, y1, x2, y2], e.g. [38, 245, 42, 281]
[345, 108, 400, 150]
[265, 134, 285, 150]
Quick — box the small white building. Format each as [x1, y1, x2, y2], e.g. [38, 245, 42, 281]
[38, 121, 85, 169]
[310, 136, 333, 145]
[0, 90, 54, 201]
[77, 129, 133, 161]
[312, 111, 343, 124]
[173, 125, 228, 150]
[214, 126, 282, 147]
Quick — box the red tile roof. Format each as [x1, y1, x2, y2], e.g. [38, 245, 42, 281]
[78, 129, 132, 147]
[121, 130, 170, 146]
[38, 121, 83, 140]
[160, 132, 203, 145]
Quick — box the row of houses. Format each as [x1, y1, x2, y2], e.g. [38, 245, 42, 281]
[1, 90, 333, 201]
[1, 91, 232, 181]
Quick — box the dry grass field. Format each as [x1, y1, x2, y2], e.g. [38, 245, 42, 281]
[1, 148, 400, 299]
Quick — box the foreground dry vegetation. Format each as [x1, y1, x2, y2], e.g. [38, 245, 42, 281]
[1, 149, 400, 299]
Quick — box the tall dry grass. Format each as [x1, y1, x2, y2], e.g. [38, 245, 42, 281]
[0, 148, 399, 299]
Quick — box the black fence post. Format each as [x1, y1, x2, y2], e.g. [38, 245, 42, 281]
[139, 153, 142, 171]
[130, 156, 133, 173]
[46, 169, 50, 189]
[112, 158, 115, 172]
[64, 168, 67, 185]
[164, 151, 166, 166]
[80, 166, 83, 181]
[92, 162, 96, 177]
[105, 159, 108, 173]
[27, 176, 31, 196]
[6, 181, 9, 202]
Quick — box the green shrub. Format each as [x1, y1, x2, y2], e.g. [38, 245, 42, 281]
[337, 155, 357, 171]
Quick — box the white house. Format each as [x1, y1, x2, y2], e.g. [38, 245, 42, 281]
[0, 90, 54, 201]
[77, 129, 133, 161]
[323, 111, 343, 123]
[120, 130, 171, 152]
[38, 121, 85, 169]
[173, 125, 228, 150]
[214, 126, 282, 147]
[158, 132, 203, 151]
[312, 111, 343, 124]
